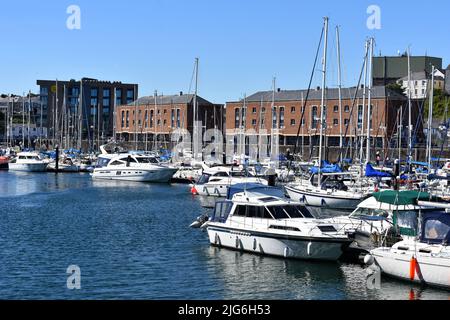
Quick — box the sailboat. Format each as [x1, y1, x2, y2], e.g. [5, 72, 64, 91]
[285, 18, 367, 210]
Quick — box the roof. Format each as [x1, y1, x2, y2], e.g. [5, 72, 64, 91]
[231, 86, 406, 103]
[372, 190, 432, 206]
[398, 71, 445, 82]
[127, 94, 214, 106]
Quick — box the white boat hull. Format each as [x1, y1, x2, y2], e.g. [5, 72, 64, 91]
[285, 185, 364, 210]
[371, 248, 450, 289]
[92, 167, 177, 182]
[207, 226, 349, 261]
[8, 163, 48, 172]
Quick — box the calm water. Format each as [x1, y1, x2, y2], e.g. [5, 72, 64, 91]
[0, 171, 449, 300]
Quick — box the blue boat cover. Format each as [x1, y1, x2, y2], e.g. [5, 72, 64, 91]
[365, 163, 393, 178]
[310, 164, 343, 174]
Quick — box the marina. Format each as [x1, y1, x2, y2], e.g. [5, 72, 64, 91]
[1, 170, 449, 300]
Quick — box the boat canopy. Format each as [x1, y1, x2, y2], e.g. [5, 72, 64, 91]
[227, 183, 284, 200]
[408, 160, 430, 167]
[365, 164, 393, 178]
[372, 190, 432, 206]
[310, 163, 343, 174]
[420, 211, 450, 244]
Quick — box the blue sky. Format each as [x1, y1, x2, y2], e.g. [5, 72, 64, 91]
[0, 0, 449, 103]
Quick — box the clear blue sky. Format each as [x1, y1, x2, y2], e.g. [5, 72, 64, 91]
[0, 0, 449, 103]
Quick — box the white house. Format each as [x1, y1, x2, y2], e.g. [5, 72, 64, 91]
[397, 69, 445, 99]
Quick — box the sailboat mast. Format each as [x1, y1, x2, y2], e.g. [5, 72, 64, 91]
[318, 17, 329, 180]
[336, 26, 343, 164]
[193, 58, 199, 161]
[407, 47, 413, 167]
[78, 79, 83, 151]
[365, 37, 374, 165]
[359, 41, 369, 165]
[428, 65, 435, 167]
[28, 91, 31, 148]
[270, 77, 276, 160]
[22, 92, 25, 148]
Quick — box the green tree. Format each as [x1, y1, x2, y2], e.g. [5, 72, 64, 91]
[386, 82, 407, 97]
[424, 89, 449, 121]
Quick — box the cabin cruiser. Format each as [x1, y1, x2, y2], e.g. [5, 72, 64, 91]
[365, 200, 450, 290]
[92, 153, 178, 183]
[285, 172, 367, 210]
[8, 152, 49, 172]
[195, 191, 352, 261]
[190, 165, 268, 197]
[325, 190, 440, 255]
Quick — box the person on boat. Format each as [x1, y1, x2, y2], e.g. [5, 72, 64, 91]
[126, 155, 132, 167]
[376, 151, 381, 166]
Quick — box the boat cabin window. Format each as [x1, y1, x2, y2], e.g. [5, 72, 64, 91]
[211, 201, 233, 223]
[230, 171, 253, 178]
[19, 156, 27, 160]
[110, 161, 123, 166]
[119, 157, 137, 163]
[136, 157, 159, 164]
[321, 175, 348, 191]
[352, 208, 390, 219]
[96, 158, 111, 167]
[283, 205, 315, 219]
[197, 174, 211, 184]
[394, 211, 419, 236]
[213, 172, 229, 177]
[234, 205, 273, 219]
[421, 212, 450, 244]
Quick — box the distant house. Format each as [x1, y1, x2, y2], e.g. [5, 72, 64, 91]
[397, 69, 445, 100]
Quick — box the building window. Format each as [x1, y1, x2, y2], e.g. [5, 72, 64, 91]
[291, 119, 296, 126]
[261, 107, 266, 113]
[260, 118, 265, 129]
[252, 119, 257, 126]
[126, 110, 129, 127]
[115, 89, 122, 106]
[40, 87, 48, 96]
[333, 119, 339, 126]
[344, 105, 350, 112]
[176, 109, 180, 128]
[163, 119, 167, 126]
[70, 87, 80, 97]
[241, 107, 246, 127]
[333, 105, 339, 113]
[90, 98, 98, 108]
[150, 110, 154, 128]
[291, 106, 296, 113]
[127, 89, 134, 104]
[344, 119, 349, 126]
[357, 105, 363, 129]
[252, 107, 257, 114]
[145, 110, 148, 128]
[301, 118, 305, 126]
[235, 108, 240, 129]
[312, 106, 318, 129]
[272, 107, 277, 128]
[171, 109, 175, 127]
[91, 88, 98, 97]
[279, 107, 285, 128]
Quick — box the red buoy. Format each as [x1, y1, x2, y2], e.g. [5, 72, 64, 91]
[409, 257, 417, 281]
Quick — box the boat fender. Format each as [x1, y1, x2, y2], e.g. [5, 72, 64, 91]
[214, 233, 220, 245]
[191, 186, 198, 195]
[364, 254, 374, 265]
[307, 242, 312, 256]
[409, 257, 416, 281]
[301, 195, 306, 203]
[253, 238, 257, 251]
[321, 199, 326, 207]
[235, 236, 240, 249]
[284, 247, 289, 258]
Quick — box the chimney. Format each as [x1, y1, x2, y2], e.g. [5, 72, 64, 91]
[277, 88, 281, 92]
[316, 86, 321, 91]
[180, 91, 183, 96]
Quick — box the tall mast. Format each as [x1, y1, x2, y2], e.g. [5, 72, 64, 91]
[78, 79, 83, 151]
[428, 66, 435, 167]
[55, 79, 59, 147]
[336, 26, 343, 164]
[134, 84, 138, 150]
[113, 87, 117, 142]
[407, 47, 413, 167]
[318, 17, 329, 181]
[359, 40, 369, 165]
[270, 77, 276, 160]
[153, 90, 158, 151]
[193, 58, 199, 160]
[22, 92, 25, 148]
[365, 37, 374, 165]
[27, 91, 31, 148]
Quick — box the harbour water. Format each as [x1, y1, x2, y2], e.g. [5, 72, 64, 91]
[0, 171, 449, 300]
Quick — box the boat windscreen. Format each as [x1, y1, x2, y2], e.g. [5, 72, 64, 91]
[421, 212, 450, 244]
[136, 157, 159, 164]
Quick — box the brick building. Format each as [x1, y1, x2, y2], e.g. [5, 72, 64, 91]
[225, 86, 409, 159]
[116, 93, 224, 149]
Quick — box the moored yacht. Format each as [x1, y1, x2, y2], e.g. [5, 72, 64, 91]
[92, 153, 178, 183]
[8, 152, 49, 172]
[285, 172, 367, 210]
[198, 191, 352, 261]
[365, 200, 450, 290]
[190, 166, 268, 197]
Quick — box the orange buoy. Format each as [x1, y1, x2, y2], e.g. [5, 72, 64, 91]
[409, 257, 417, 281]
[191, 186, 198, 195]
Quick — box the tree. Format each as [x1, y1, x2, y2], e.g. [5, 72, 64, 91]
[424, 89, 449, 121]
[386, 82, 407, 97]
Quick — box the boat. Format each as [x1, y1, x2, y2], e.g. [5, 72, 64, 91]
[365, 200, 450, 290]
[326, 190, 441, 256]
[0, 156, 9, 170]
[47, 157, 80, 172]
[285, 172, 367, 210]
[190, 165, 268, 197]
[8, 152, 49, 172]
[91, 153, 178, 183]
[196, 191, 352, 261]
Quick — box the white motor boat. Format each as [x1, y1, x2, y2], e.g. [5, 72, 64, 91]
[92, 153, 178, 183]
[190, 166, 268, 197]
[197, 191, 352, 261]
[8, 152, 49, 172]
[285, 172, 367, 210]
[326, 190, 440, 254]
[366, 201, 450, 290]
